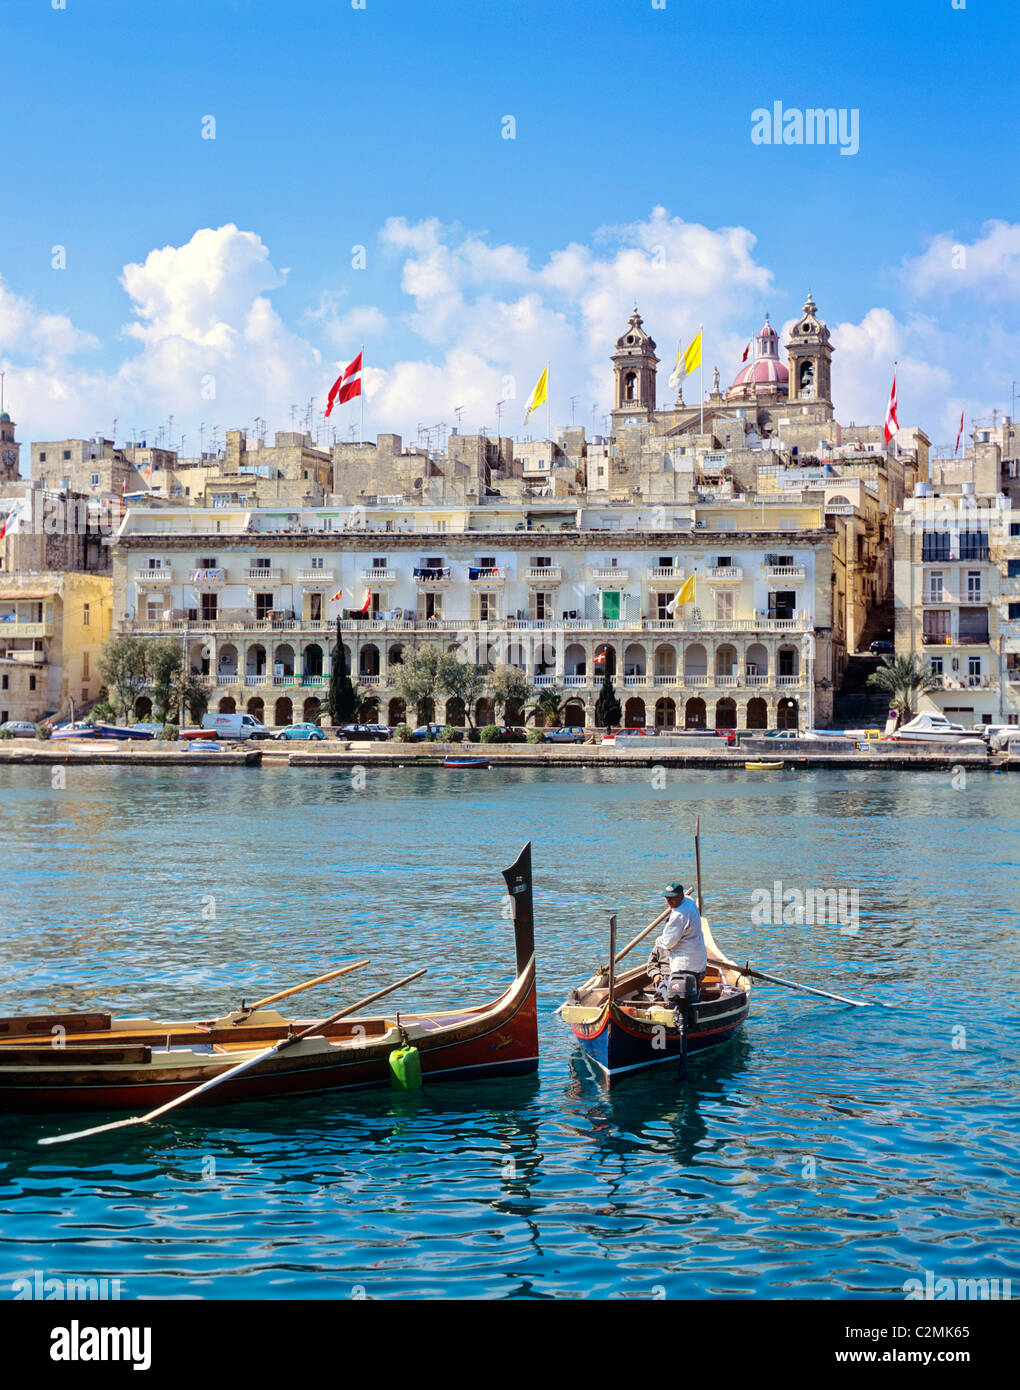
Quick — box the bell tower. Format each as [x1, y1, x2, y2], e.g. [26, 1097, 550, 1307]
[0, 412, 19, 482]
[786, 293, 833, 418]
[611, 307, 658, 427]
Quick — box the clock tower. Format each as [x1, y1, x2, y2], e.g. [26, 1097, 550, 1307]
[611, 306, 658, 429]
[0, 412, 19, 482]
[785, 293, 834, 419]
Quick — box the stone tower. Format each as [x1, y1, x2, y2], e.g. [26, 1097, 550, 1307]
[611, 307, 658, 427]
[0, 412, 19, 482]
[786, 293, 833, 416]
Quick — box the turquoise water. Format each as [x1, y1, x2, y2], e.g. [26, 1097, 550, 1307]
[0, 764, 1017, 1299]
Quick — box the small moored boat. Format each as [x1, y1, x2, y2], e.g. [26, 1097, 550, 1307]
[442, 757, 491, 769]
[745, 760, 784, 770]
[0, 846, 539, 1114]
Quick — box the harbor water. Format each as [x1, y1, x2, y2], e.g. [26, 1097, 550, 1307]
[0, 763, 1017, 1299]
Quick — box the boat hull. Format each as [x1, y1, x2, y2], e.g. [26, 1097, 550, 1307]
[0, 960, 538, 1113]
[568, 989, 749, 1083]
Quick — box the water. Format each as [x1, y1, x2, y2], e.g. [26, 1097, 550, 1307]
[0, 764, 1017, 1299]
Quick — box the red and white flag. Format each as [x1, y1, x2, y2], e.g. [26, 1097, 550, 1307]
[883, 365, 899, 446]
[358, 587, 371, 615]
[741, 341, 751, 362]
[955, 409, 965, 456]
[325, 352, 363, 417]
[0, 500, 23, 540]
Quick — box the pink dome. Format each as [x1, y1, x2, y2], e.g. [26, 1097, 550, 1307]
[729, 356, 789, 390]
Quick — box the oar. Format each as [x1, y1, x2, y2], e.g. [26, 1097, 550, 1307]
[552, 906, 670, 1014]
[708, 955, 872, 1008]
[238, 959, 371, 1016]
[39, 968, 428, 1146]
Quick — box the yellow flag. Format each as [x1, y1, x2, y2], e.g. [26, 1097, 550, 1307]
[676, 574, 696, 605]
[524, 365, 548, 422]
[682, 332, 702, 376]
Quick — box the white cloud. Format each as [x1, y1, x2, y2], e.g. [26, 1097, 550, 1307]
[901, 219, 1020, 301]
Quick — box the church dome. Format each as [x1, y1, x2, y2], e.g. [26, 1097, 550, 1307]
[727, 315, 789, 396]
[0, 412, 10, 423]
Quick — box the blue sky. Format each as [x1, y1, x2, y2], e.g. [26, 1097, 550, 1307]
[1, 0, 1017, 454]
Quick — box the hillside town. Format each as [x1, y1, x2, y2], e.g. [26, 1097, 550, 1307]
[2, 298, 1018, 735]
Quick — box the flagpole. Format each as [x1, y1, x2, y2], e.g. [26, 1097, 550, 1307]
[360, 343, 365, 445]
[699, 323, 704, 436]
[546, 363, 551, 446]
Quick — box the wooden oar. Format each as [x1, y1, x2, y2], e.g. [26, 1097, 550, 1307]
[39, 968, 428, 1147]
[708, 955, 872, 1008]
[552, 906, 669, 1013]
[240, 959, 370, 1015]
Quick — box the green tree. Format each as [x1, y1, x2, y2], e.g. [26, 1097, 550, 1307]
[393, 644, 444, 725]
[326, 622, 359, 725]
[175, 672, 210, 726]
[438, 654, 486, 727]
[866, 653, 939, 722]
[528, 687, 564, 727]
[595, 670, 622, 730]
[147, 638, 186, 723]
[491, 664, 532, 724]
[97, 636, 151, 723]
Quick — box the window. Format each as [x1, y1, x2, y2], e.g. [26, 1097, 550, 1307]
[372, 557, 388, 569]
[1, 675, 7, 690]
[926, 571, 944, 600]
[533, 591, 554, 621]
[39, 451, 47, 462]
[90, 473, 100, 487]
[61, 476, 71, 491]
[479, 556, 496, 569]
[923, 610, 950, 642]
[966, 571, 983, 600]
[959, 530, 989, 561]
[63, 450, 71, 460]
[310, 557, 324, 569]
[968, 656, 982, 679]
[198, 557, 218, 569]
[1010, 522, 1020, 538]
[715, 591, 735, 622]
[922, 531, 951, 563]
[200, 593, 218, 620]
[658, 556, 673, 568]
[929, 656, 943, 676]
[768, 591, 796, 620]
[82, 603, 90, 627]
[1009, 603, 1020, 621]
[478, 592, 497, 622]
[531, 556, 552, 569]
[145, 557, 162, 570]
[29, 675, 36, 691]
[255, 592, 273, 620]
[655, 592, 673, 620]
[252, 558, 271, 570]
[776, 555, 794, 567]
[716, 556, 732, 568]
[82, 652, 90, 679]
[1008, 560, 1020, 579]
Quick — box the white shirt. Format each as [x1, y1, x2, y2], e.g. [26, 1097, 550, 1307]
[656, 896, 707, 975]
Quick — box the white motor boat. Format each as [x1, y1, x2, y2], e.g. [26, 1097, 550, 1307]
[888, 712, 986, 744]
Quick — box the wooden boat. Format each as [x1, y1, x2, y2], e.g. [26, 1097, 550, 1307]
[560, 914, 750, 1085]
[0, 846, 538, 1114]
[442, 757, 491, 769]
[745, 760, 784, 770]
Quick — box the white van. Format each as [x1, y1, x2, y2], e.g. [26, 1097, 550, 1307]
[201, 712, 272, 741]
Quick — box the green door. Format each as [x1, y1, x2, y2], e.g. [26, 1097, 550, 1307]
[601, 591, 621, 622]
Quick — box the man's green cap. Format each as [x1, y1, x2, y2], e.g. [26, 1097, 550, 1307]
[663, 881, 684, 897]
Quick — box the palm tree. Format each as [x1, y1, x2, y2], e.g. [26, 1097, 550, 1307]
[866, 653, 940, 722]
[528, 688, 564, 727]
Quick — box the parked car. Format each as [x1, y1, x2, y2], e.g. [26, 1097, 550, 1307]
[601, 727, 657, 743]
[340, 723, 392, 741]
[763, 729, 801, 740]
[201, 712, 272, 741]
[715, 727, 738, 746]
[498, 726, 528, 743]
[869, 640, 895, 655]
[0, 720, 38, 738]
[275, 722, 326, 741]
[543, 725, 586, 744]
[363, 723, 392, 740]
[411, 723, 448, 741]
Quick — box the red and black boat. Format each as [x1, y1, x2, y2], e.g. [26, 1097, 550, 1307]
[0, 845, 538, 1114]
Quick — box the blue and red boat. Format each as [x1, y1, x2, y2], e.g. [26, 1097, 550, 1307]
[560, 914, 751, 1085]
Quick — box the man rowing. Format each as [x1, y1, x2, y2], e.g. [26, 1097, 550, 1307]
[645, 880, 707, 1026]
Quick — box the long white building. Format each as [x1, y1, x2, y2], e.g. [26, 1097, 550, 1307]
[113, 500, 847, 730]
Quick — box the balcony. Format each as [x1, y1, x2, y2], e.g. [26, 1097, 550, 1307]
[762, 564, 806, 580]
[468, 567, 506, 583]
[360, 568, 394, 583]
[563, 674, 589, 687]
[188, 567, 227, 586]
[705, 566, 743, 581]
[245, 568, 283, 584]
[923, 590, 989, 604]
[136, 569, 173, 585]
[649, 565, 682, 580]
[525, 566, 562, 583]
[591, 566, 629, 582]
[0, 621, 54, 639]
[297, 569, 336, 585]
[413, 567, 451, 584]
